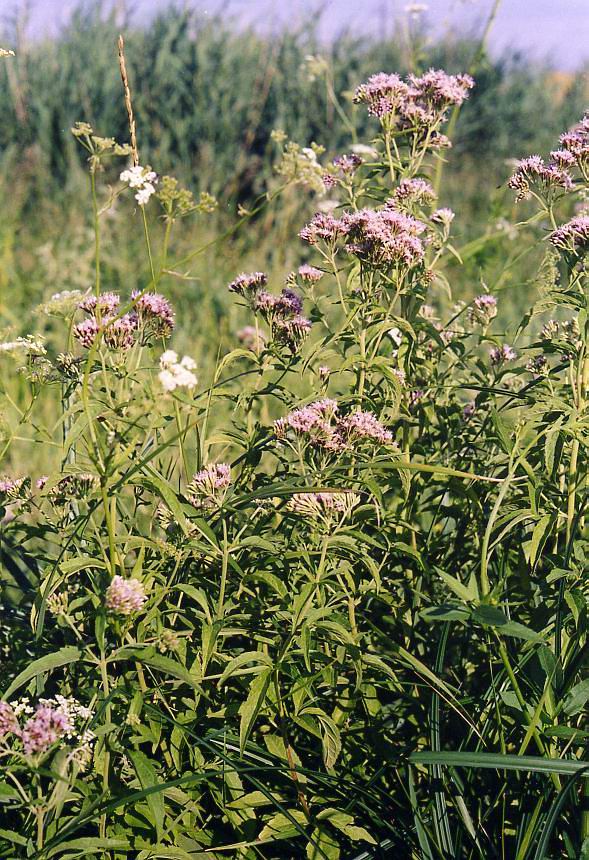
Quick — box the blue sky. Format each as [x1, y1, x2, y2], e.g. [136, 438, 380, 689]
[9, 0, 589, 70]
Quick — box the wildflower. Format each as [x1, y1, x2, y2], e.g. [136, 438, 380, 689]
[333, 153, 363, 174]
[237, 326, 266, 351]
[0, 335, 46, 356]
[468, 294, 497, 326]
[353, 72, 411, 117]
[350, 143, 379, 159]
[106, 575, 147, 615]
[549, 216, 589, 254]
[274, 399, 340, 448]
[48, 473, 99, 503]
[318, 365, 331, 382]
[120, 165, 158, 205]
[274, 140, 327, 193]
[102, 314, 137, 350]
[410, 69, 474, 108]
[158, 351, 197, 392]
[36, 475, 48, 490]
[228, 271, 268, 298]
[298, 264, 324, 282]
[73, 318, 100, 348]
[46, 590, 69, 616]
[299, 212, 343, 245]
[341, 206, 426, 267]
[336, 410, 394, 445]
[131, 291, 175, 337]
[79, 292, 120, 316]
[508, 155, 573, 201]
[392, 367, 406, 385]
[19, 697, 94, 757]
[0, 702, 18, 739]
[563, 318, 581, 342]
[393, 178, 437, 207]
[273, 315, 312, 353]
[0, 476, 27, 500]
[526, 355, 549, 377]
[187, 463, 231, 508]
[490, 344, 517, 366]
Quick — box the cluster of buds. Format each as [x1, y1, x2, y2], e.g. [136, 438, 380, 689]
[549, 216, 589, 255]
[489, 344, 517, 367]
[0, 476, 29, 502]
[286, 491, 360, 522]
[272, 135, 328, 195]
[508, 155, 573, 202]
[468, 294, 498, 327]
[229, 272, 312, 355]
[47, 473, 99, 505]
[187, 463, 231, 509]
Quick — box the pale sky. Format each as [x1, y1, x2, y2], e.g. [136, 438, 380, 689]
[5, 0, 589, 71]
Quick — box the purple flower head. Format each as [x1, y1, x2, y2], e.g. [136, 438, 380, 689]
[490, 344, 517, 366]
[0, 476, 27, 499]
[322, 173, 338, 189]
[508, 156, 573, 201]
[393, 177, 437, 206]
[333, 153, 363, 174]
[228, 271, 268, 297]
[549, 216, 589, 254]
[0, 702, 18, 739]
[341, 206, 426, 267]
[287, 491, 359, 518]
[73, 317, 100, 349]
[409, 69, 474, 107]
[49, 473, 98, 503]
[102, 314, 137, 350]
[468, 294, 497, 326]
[79, 292, 120, 316]
[274, 399, 339, 448]
[336, 410, 393, 446]
[276, 288, 304, 317]
[299, 212, 343, 245]
[526, 354, 549, 377]
[463, 401, 476, 420]
[298, 264, 324, 283]
[21, 702, 73, 756]
[131, 291, 175, 337]
[353, 73, 411, 116]
[106, 575, 147, 616]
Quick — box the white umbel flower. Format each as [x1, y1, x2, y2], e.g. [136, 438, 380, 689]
[158, 351, 197, 392]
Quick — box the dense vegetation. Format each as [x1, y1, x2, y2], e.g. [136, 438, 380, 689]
[2, 4, 589, 858]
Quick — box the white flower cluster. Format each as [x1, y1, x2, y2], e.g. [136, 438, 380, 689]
[158, 350, 197, 392]
[0, 334, 47, 356]
[120, 165, 158, 206]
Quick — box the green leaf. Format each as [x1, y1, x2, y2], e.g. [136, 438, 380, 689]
[438, 571, 476, 603]
[129, 750, 165, 841]
[2, 646, 81, 700]
[563, 679, 589, 716]
[115, 648, 201, 687]
[411, 750, 589, 778]
[258, 809, 307, 842]
[239, 667, 272, 753]
[47, 839, 131, 857]
[218, 651, 272, 686]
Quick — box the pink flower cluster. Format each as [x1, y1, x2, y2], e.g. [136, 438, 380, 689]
[490, 344, 517, 366]
[105, 575, 147, 615]
[549, 216, 589, 254]
[0, 476, 27, 499]
[228, 271, 268, 298]
[237, 326, 266, 351]
[300, 204, 427, 268]
[298, 264, 324, 283]
[274, 399, 393, 451]
[353, 69, 474, 126]
[556, 113, 589, 170]
[74, 290, 175, 349]
[187, 463, 231, 508]
[131, 291, 175, 338]
[468, 294, 497, 326]
[393, 177, 437, 207]
[332, 153, 363, 174]
[342, 205, 426, 266]
[508, 155, 573, 202]
[0, 697, 94, 758]
[48, 473, 98, 503]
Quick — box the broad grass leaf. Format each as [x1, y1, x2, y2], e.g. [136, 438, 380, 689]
[2, 645, 81, 700]
[46, 839, 131, 857]
[563, 679, 589, 716]
[239, 667, 272, 753]
[115, 648, 201, 687]
[219, 651, 272, 686]
[129, 750, 165, 841]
